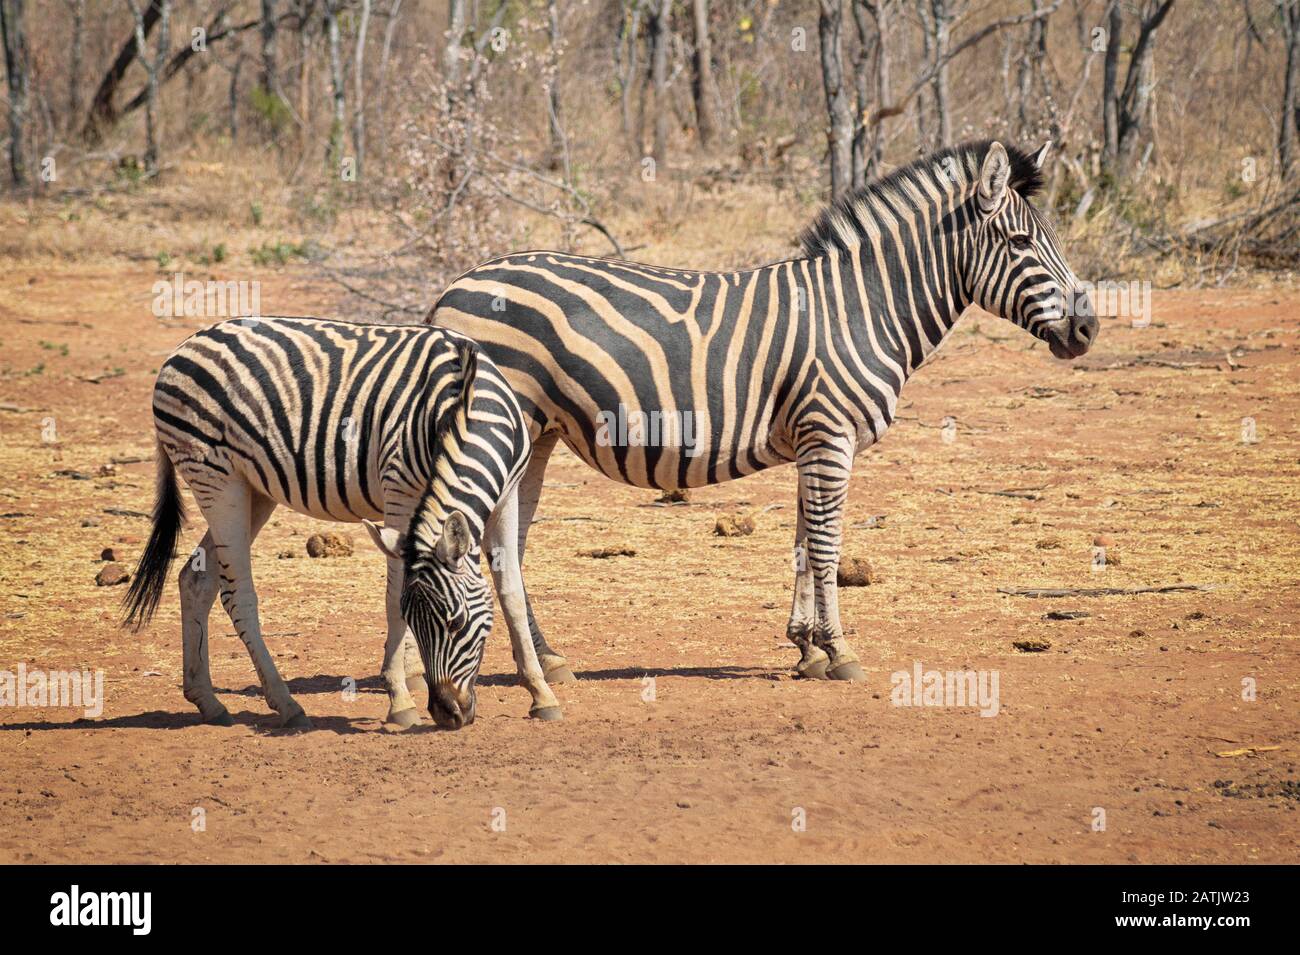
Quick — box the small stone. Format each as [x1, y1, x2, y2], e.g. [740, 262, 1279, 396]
[837, 557, 876, 587]
[306, 532, 353, 558]
[95, 564, 129, 587]
[1093, 533, 1114, 548]
[714, 512, 755, 537]
[81, 517, 100, 528]
[277, 549, 296, 560]
[656, 488, 690, 504]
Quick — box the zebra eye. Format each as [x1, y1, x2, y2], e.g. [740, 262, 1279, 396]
[1008, 234, 1033, 253]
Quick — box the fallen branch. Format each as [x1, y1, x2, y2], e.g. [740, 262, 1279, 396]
[998, 583, 1216, 598]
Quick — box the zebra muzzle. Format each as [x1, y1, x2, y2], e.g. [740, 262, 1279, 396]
[430, 680, 474, 730]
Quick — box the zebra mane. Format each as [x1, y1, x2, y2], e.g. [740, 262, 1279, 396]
[798, 140, 1045, 259]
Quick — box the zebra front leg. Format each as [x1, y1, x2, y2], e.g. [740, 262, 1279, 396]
[178, 495, 278, 725]
[515, 431, 575, 683]
[382, 556, 422, 728]
[796, 442, 866, 682]
[486, 484, 562, 720]
[787, 499, 830, 679]
[204, 484, 310, 728]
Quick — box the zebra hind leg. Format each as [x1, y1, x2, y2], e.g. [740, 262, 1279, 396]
[177, 494, 279, 724]
[486, 483, 562, 719]
[202, 482, 311, 728]
[515, 431, 575, 683]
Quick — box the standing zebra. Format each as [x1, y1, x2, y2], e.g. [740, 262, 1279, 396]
[427, 140, 1097, 706]
[122, 317, 561, 729]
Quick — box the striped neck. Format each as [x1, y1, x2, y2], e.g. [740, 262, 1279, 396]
[801, 162, 979, 374]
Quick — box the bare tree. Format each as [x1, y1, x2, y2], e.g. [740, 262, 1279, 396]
[1101, 0, 1176, 177]
[126, 0, 170, 175]
[1280, 0, 1300, 179]
[915, 0, 963, 147]
[352, 0, 371, 178]
[0, 0, 29, 185]
[819, 0, 854, 196]
[648, 0, 672, 163]
[852, 0, 894, 186]
[63, 0, 85, 134]
[446, 0, 468, 94]
[691, 0, 720, 147]
[545, 0, 565, 169]
[614, 0, 645, 149]
[325, 0, 345, 169]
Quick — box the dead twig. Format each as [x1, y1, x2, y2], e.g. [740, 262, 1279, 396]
[998, 583, 1216, 598]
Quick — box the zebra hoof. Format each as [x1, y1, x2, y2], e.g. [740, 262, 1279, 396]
[529, 705, 563, 722]
[281, 710, 313, 730]
[827, 660, 866, 682]
[387, 707, 420, 729]
[203, 709, 234, 727]
[796, 658, 829, 680]
[406, 674, 426, 693]
[544, 664, 577, 684]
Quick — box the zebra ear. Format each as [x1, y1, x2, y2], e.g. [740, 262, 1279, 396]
[434, 511, 473, 568]
[362, 519, 404, 562]
[977, 141, 1011, 214]
[1032, 141, 1052, 169]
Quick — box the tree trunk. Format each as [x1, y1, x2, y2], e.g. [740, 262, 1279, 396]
[325, 0, 344, 169]
[261, 0, 278, 95]
[446, 0, 468, 94]
[929, 0, 953, 146]
[84, 0, 161, 144]
[0, 0, 29, 186]
[66, 0, 85, 135]
[1102, 0, 1176, 178]
[1280, 0, 1300, 180]
[691, 0, 719, 148]
[851, 0, 891, 187]
[352, 0, 371, 178]
[128, 0, 170, 176]
[819, 0, 853, 197]
[1101, 0, 1121, 168]
[545, 0, 565, 169]
[649, 0, 671, 163]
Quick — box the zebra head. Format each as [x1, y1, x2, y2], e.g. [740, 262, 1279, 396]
[365, 501, 492, 730]
[964, 141, 1097, 359]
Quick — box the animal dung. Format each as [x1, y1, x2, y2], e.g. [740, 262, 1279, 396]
[95, 564, 129, 587]
[837, 557, 876, 587]
[1013, 637, 1052, 652]
[306, 532, 353, 558]
[581, 546, 636, 559]
[714, 512, 755, 537]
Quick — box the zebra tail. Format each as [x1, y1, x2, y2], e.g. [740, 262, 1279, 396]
[121, 441, 186, 632]
[443, 339, 478, 441]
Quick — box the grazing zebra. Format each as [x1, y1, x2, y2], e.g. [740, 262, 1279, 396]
[121, 317, 561, 730]
[426, 140, 1097, 706]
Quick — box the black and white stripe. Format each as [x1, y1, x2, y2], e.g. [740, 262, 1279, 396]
[428, 140, 1098, 687]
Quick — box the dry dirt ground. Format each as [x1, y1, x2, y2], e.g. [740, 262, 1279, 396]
[1, 266, 1297, 864]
